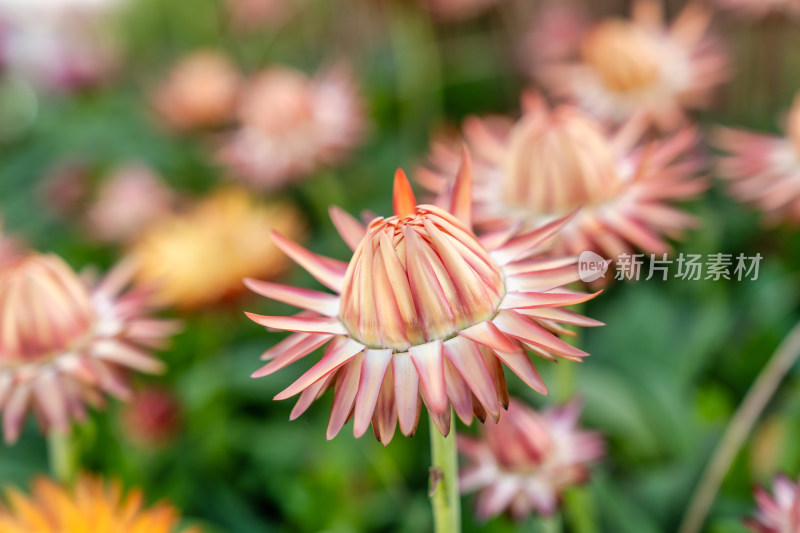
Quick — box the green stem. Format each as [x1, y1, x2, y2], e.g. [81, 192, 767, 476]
[540, 512, 564, 533]
[47, 430, 75, 483]
[429, 414, 461, 533]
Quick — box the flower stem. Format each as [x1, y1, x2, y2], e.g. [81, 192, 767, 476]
[428, 414, 461, 533]
[47, 430, 75, 483]
[677, 319, 800, 533]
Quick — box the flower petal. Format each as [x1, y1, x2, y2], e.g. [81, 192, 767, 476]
[353, 349, 392, 438]
[271, 231, 347, 292]
[244, 279, 340, 316]
[275, 338, 365, 400]
[393, 352, 421, 436]
[410, 340, 448, 415]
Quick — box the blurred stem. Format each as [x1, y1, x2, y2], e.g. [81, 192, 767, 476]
[429, 414, 461, 533]
[677, 319, 800, 533]
[564, 487, 599, 533]
[48, 430, 76, 484]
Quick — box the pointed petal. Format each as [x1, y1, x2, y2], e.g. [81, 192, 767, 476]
[290, 372, 335, 420]
[33, 371, 68, 434]
[409, 340, 448, 415]
[393, 352, 420, 436]
[372, 364, 398, 445]
[515, 307, 604, 327]
[444, 357, 474, 425]
[244, 279, 340, 316]
[353, 349, 392, 437]
[275, 338, 365, 400]
[260, 332, 330, 361]
[493, 350, 548, 395]
[500, 290, 600, 310]
[92, 340, 165, 374]
[4, 384, 30, 443]
[490, 211, 578, 265]
[329, 206, 367, 251]
[327, 355, 363, 440]
[492, 311, 588, 360]
[393, 169, 417, 218]
[449, 147, 473, 229]
[481, 347, 508, 413]
[426, 402, 452, 437]
[459, 321, 519, 353]
[252, 334, 332, 378]
[245, 313, 347, 335]
[443, 336, 500, 420]
[271, 231, 347, 292]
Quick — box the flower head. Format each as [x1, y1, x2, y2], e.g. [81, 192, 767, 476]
[151, 51, 241, 131]
[459, 399, 604, 520]
[122, 386, 181, 448]
[87, 163, 177, 243]
[245, 151, 602, 444]
[218, 65, 366, 190]
[715, 94, 800, 225]
[418, 95, 706, 259]
[132, 188, 307, 310]
[532, 0, 730, 130]
[0, 475, 201, 533]
[745, 474, 800, 533]
[0, 252, 177, 443]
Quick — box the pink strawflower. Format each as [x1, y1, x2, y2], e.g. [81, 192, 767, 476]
[521, 2, 590, 70]
[0, 253, 179, 443]
[0, 0, 124, 92]
[533, 0, 730, 130]
[418, 94, 706, 258]
[745, 474, 800, 532]
[121, 386, 181, 448]
[151, 51, 241, 131]
[86, 163, 177, 243]
[218, 65, 366, 190]
[459, 399, 604, 520]
[245, 151, 602, 444]
[715, 95, 800, 225]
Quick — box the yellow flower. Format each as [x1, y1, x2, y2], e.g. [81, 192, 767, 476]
[0, 476, 201, 533]
[132, 188, 307, 310]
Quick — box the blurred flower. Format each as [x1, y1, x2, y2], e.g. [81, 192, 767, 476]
[521, 2, 589, 69]
[715, 0, 800, 19]
[122, 386, 181, 448]
[39, 161, 91, 219]
[132, 188, 307, 310]
[151, 51, 241, 131]
[0, 475, 201, 533]
[459, 399, 604, 520]
[532, 0, 730, 130]
[0, 0, 124, 92]
[420, 0, 500, 21]
[245, 153, 602, 444]
[745, 474, 800, 533]
[418, 94, 706, 259]
[715, 95, 800, 225]
[225, 0, 292, 31]
[0, 253, 177, 443]
[87, 163, 177, 243]
[218, 65, 366, 190]
[0, 220, 21, 267]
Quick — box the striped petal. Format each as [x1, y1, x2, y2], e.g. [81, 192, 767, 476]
[460, 320, 520, 354]
[327, 355, 363, 440]
[372, 364, 398, 445]
[245, 314, 347, 335]
[353, 349, 392, 438]
[329, 206, 367, 251]
[290, 372, 335, 421]
[493, 349, 548, 395]
[490, 211, 578, 265]
[443, 336, 500, 420]
[493, 311, 588, 360]
[393, 352, 421, 436]
[500, 290, 600, 310]
[252, 334, 332, 378]
[444, 357, 474, 425]
[244, 279, 340, 316]
[409, 340, 448, 415]
[271, 231, 347, 292]
[275, 338, 365, 400]
[91, 340, 165, 374]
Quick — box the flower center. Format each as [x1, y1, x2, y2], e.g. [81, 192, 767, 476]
[503, 106, 622, 214]
[339, 206, 505, 351]
[581, 20, 662, 94]
[0, 254, 96, 364]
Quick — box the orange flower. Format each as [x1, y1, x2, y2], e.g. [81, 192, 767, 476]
[459, 399, 604, 520]
[151, 51, 240, 131]
[218, 65, 366, 190]
[715, 94, 800, 225]
[0, 475, 201, 533]
[532, 0, 730, 130]
[132, 188, 307, 310]
[0, 253, 178, 443]
[245, 151, 602, 444]
[419, 95, 706, 259]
